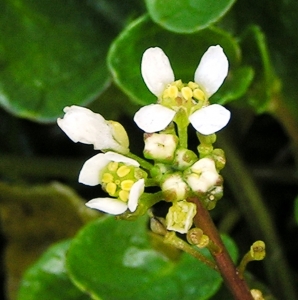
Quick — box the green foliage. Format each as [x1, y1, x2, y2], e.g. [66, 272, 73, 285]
[17, 240, 89, 300]
[0, 0, 113, 122]
[145, 0, 236, 33]
[66, 216, 238, 300]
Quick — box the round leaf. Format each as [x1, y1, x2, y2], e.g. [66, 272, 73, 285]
[145, 0, 236, 33]
[108, 15, 241, 106]
[66, 215, 238, 300]
[17, 240, 89, 300]
[0, 0, 113, 122]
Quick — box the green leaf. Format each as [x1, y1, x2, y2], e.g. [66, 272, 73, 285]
[145, 0, 236, 33]
[67, 215, 238, 300]
[17, 240, 90, 300]
[0, 0, 113, 122]
[108, 15, 242, 106]
[239, 25, 277, 113]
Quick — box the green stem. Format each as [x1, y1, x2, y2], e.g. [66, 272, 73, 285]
[164, 231, 217, 271]
[217, 132, 297, 300]
[126, 152, 153, 171]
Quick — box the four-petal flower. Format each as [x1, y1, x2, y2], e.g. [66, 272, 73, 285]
[134, 45, 231, 135]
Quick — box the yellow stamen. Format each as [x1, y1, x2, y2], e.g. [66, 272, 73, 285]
[119, 190, 129, 202]
[108, 161, 118, 172]
[121, 180, 134, 191]
[117, 165, 131, 177]
[106, 182, 117, 196]
[193, 88, 205, 101]
[101, 173, 114, 183]
[168, 85, 178, 98]
[188, 81, 199, 90]
[181, 87, 193, 100]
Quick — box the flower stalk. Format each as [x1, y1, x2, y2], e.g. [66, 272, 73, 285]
[188, 196, 253, 300]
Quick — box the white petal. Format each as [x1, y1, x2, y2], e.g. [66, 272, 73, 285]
[128, 179, 145, 212]
[57, 105, 128, 154]
[194, 45, 229, 98]
[189, 104, 231, 135]
[134, 104, 176, 133]
[104, 152, 139, 167]
[85, 198, 127, 215]
[141, 47, 175, 96]
[78, 153, 109, 186]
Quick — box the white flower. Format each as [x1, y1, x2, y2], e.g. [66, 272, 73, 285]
[134, 46, 230, 135]
[80, 151, 145, 215]
[166, 200, 197, 234]
[57, 105, 129, 154]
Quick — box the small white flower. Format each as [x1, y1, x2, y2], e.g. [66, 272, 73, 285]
[134, 46, 230, 135]
[166, 200, 197, 234]
[57, 105, 129, 154]
[79, 151, 145, 215]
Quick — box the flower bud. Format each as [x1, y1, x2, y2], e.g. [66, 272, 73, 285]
[143, 133, 179, 163]
[150, 163, 172, 182]
[211, 148, 226, 171]
[250, 241, 266, 261]
[173, 148, 198, 170]
[161, 173, 189, 202]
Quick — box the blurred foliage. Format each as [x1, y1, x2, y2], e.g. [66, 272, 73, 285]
[0, 0, 298, 300]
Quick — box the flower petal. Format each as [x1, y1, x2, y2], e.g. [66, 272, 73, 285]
[189, 104, 231, 135]
[141, 47, 175, 96]
[134, 104, 176, 133]
[78, 153, 109, 186]
[57, 105, 129, 154]
[85, 198, 128, 215]
[128, 179, 145, 212]
[194, 45, 229, 98]
[104, 152, 139, 167]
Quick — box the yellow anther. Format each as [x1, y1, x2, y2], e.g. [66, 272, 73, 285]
[193, 88, 205, 101]
[167, 85, 178, 98]
[188, 81, 199, 90]
[119, 190, 129, 202]
[117, 165, 131, 177]
[106, 182, 117, 196]
[173, 80, 183, 89]
[108, 161, 118, 172]
[121, 180, 134, 191]
[181, 87, 193, 100]
[101, 173, 114, 183]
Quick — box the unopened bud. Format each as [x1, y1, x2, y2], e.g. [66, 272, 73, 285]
[143, 133, 179, 163]
[161, 173, 189, 201]
[173, 148, 198, 170]
[211, 148, 226, 170]
[150, 217, 167, 236]
[250, 241, 266, 260]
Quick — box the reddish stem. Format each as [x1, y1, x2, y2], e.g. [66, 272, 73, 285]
[188, 197, 253, 300]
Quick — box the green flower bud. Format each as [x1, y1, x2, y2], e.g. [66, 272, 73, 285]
[211, 148, 226, 171]
[173, 148, 198, 170]
[250, 241, 266, 261]
[150, 163, 172, 182]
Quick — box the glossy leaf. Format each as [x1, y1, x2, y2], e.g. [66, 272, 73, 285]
[145, 0, 236, 33]
[0, 0, 113, 122]
[67, 215, 238, 300]
[17, 240, 89, 300]
[108, 15, 246, 107]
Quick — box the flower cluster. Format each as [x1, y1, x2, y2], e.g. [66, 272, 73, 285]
[57, 45, 230, 234]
